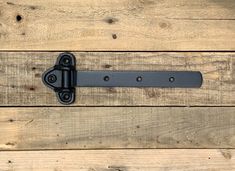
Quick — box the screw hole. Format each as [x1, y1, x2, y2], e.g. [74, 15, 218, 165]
[136, 76, 142, 82]
[62, 56, 71, 65]
[62, 93, 71, 101]
[169, 77, 175, 83]
[104, 76, 110, 81]
[112, 34, 117, 39]
[47, 74, 57, 83]
[16, 15, 22, 22]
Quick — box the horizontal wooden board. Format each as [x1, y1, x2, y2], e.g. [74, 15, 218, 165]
[1, 107, 235, 150]
[0, 149, 235, 171]
[0, 0, 235, 50]
[0, 52, 235, 106]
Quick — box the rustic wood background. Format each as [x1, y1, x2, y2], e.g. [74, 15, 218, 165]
[0, 0, 235, 170]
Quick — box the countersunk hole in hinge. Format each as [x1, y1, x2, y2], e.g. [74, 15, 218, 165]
[62, 57, 71, 65]
[169, 77, 175, 83]
[136, 76, 142, 82]
[61, 55, 72, 66]
[61, 92, 71, 101]
[104, 76, 110, 81]
[47, 74, 57, 83]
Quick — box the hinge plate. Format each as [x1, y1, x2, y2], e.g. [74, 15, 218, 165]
[42, 53, 76, 104]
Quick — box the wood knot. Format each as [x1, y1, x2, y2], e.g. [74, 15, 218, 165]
[107, 88, 117, 93]
[108, 166, 127, 171]
[8, 118, 15, 122]
[159, 22, 169, 29]
[112, 34, 117, 39]
[35, 73, 41, 78]
[5, 142, 15, 146]
[220, 150, 232, 160]
[103, 64, 112, 69]
[29, 87, 35, 91]
[145, 89, 159, 98]
[104, 17, 119, 24]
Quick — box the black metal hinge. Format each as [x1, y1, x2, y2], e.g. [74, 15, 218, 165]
[42, 53, 203, 105]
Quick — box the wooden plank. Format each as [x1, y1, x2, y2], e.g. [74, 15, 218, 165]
[0, 149, 235, 171]
[0, 52, 235, 106]
[0, 0, 235, 51]
[1, 107, 235, 150]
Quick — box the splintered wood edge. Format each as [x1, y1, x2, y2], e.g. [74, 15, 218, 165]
[0, 107, 235, 150]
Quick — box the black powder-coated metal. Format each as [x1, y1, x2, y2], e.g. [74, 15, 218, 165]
[42, 53, 203, 105]
[76, 71, 202, 88]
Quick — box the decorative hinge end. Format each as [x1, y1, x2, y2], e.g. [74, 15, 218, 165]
[42, 53, 76, 105]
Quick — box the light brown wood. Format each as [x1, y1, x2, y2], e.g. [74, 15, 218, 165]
[0, 149, 235, 171]
[0, 0, 235, 50]
[2, 1, 235, 170]
[1, 107, 235, 150]
[0, 52, 235, 106]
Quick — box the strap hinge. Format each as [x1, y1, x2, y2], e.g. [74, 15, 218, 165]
[42, 53, 203, 105]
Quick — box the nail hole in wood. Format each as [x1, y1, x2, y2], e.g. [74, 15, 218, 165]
[9, 119, 14, 122]
[16, 15, 22, 22]
[112, 34, 117, 39]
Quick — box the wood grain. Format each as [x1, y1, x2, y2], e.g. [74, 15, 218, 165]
[1, 107, 235, 150]
[0, 52, 235, 106]
[0, 149, 235, 171]
[0, 0, 235, 50]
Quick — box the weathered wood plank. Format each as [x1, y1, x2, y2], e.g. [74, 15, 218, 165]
[0, 149, 234, 171]
[1, 107, 235, 150]
[0, 0, 235, 50]
[0, 52, 235, 106]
